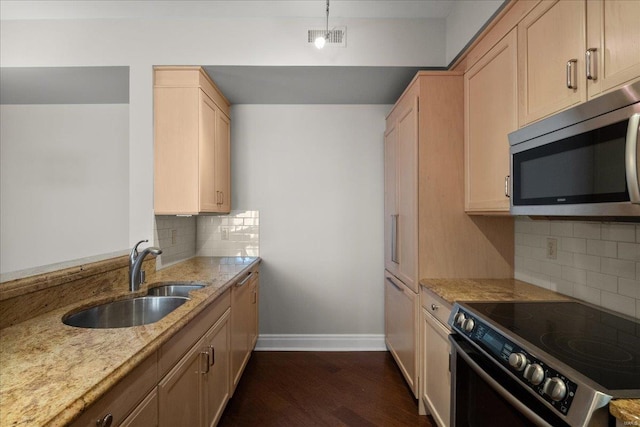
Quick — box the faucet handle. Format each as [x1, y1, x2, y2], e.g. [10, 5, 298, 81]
[130, 239, 149, 263]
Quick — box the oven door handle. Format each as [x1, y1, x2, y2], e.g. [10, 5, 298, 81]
[626, 113, 640, 204]
[450, 337, 555, 427]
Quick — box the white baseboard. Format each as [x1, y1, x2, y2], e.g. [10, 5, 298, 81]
[255, 334, 387, 351]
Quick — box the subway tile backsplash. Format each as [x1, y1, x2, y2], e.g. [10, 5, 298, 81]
[514, 217, 640, 318]
[154, 210, 260, 269]
[196, 210, 259, 258]
[154, 216, 197, 268]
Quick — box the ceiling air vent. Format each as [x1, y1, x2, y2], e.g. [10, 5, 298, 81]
[308, 27, 346, 47]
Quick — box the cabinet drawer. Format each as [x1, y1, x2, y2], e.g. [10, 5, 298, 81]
[71, 353, 158, 427]
[420, 288, 452, 328]
[159, 289, 230, 377]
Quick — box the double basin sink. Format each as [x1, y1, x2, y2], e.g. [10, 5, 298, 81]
[63, 284, 204, 329]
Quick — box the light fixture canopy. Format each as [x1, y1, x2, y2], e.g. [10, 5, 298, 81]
[315, 0, 330, 49]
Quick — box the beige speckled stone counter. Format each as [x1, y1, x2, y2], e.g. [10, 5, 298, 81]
[420, 277, 639, 424]
[420, 278, 572, 304]
[0, 256, 259, 427]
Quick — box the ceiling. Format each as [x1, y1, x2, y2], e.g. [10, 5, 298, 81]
[0, 1, 505, 105]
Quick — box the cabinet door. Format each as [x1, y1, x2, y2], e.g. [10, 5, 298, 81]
[215, 111, 231, 212]
[396, 97, 418, 293]
[199, 91, 219, 212]
[154, 87, 200, 214]
[230, 271, 254, 393]
[465, 28, 517, 214]
[120, 388, 158, 427]
[384, 272, 418, 398]
[586, 0, 640, 98]
[203, 310, 231, 427]
[518, 0, 586, 125]
[158, 336, 207, 427]
[422, 310, 451, 427]
[248, 273, 259, 349]
[384, 123, 399, 275]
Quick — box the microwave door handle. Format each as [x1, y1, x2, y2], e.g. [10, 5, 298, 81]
[626, 113, 640, 204]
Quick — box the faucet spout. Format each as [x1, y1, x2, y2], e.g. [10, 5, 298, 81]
[129, 240, 162, 292]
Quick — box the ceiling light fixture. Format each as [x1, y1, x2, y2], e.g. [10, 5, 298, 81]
[314, 0, 330, 49]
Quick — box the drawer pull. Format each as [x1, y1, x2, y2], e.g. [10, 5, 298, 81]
[96, 413, 113, 427]
[237, 272, 253, 287]
[431, 303, 439, 311]
[386, 277, 403, 291]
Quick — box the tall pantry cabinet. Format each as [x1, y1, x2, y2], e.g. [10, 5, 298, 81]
[384, 72, 514, 401]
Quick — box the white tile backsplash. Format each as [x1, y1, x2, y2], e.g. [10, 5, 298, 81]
[154, 210, 260, 269]
[196, 210, 259, 258]
[515, 217, 640, 318]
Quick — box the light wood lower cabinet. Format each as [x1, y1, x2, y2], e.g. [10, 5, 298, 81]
[158, 309, 230, 427]
[420, 288, 452, 427]
[230, 268, 260, 394]
[121, 389, 159, 427]
[70, 354, 158, 427]
[384, 272, 419, 398]
[71, 265, 260, 427]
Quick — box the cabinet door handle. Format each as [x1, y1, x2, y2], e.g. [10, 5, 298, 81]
[386, 276, 403, 292]
[505, 175, 510, 198]
[200, 351, 210, 374]
[566, 59, 578, 89]
[586, 48, 597, 80]
[209, 345, 215, 366]
[391, 214, 399, 264]
[237, 271, 253, 287]
[96, 413, 113, 427]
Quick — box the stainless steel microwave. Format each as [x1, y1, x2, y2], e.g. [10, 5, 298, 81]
[509, 80, 640, 218]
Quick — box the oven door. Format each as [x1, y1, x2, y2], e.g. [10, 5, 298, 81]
[449, 334, 571, 427]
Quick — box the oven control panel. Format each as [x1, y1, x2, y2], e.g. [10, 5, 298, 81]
[450, 308, 578, 416]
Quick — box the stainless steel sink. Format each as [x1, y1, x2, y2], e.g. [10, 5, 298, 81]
[147, 284, 204, 297]
[63, 296, 189, 329]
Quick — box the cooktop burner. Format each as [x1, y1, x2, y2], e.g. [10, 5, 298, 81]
[468, 301, 640, 392]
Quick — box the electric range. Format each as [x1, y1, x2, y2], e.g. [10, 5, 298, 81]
[449, 300, 640, 426]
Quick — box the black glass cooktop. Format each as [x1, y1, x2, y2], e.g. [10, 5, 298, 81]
[465, 301, 640, 392]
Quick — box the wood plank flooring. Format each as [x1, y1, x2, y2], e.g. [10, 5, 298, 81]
[218, 351, 435, 427]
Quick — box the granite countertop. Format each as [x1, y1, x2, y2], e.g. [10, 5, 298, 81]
[420, 277, 639, 424]
[0, 256, 259, 427]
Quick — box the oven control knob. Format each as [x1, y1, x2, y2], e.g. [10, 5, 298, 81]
[508, 353, 527, 371]
[543, 377, 567, 401]
[523, 363, 545, 385]
[454, 312, 466, 327]
[461, 318, 475, 333]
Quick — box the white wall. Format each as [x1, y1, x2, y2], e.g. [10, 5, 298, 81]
[0, 14, 445, 257]
[0, 104, 129, 274]
[232, 105, 387, 340]
[445, 0, 504, 65]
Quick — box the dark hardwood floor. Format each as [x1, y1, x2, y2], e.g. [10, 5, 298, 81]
[218, 351, 435, 427]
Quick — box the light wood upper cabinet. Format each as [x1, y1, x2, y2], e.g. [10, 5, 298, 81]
[518, 0, 640, 126]
[518, 0, 586, 126]
[154, 66, 231, 215]
[586, 0, 640, 99]
[465, 28, 518, 214]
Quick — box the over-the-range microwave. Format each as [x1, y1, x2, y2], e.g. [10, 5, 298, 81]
[509, 80, 640, 218]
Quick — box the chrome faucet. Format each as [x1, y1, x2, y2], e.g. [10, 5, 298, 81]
[129, 239, 162, 292]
